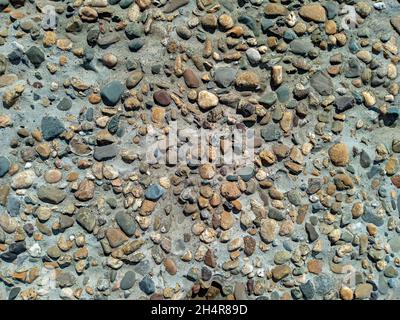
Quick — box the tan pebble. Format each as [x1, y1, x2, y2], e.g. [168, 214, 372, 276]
[197, 90, 218, 111]
[218, 13, 234, 30]
[199, 163, 215, 179]
[57, 39, 73, 51]
[44, 169, 62, 183]
[325, 20, 337, 35]
[102, 53, 118, 68]
[340, 286, 353, 300]
[299, 4, 326, 22]
[220, 182, 241, 200]
[35, 142, 51, 159]
[328, 143, 349, 166]
[362, 91, 376, 107]
[43, 31, 56, 47]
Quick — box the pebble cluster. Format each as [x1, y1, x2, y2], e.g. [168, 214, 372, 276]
[0, 0, 400, 300]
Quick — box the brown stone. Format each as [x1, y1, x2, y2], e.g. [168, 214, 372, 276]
[74, 179, 95, 201]
[140, 199, 156, 216]
[106, 228, 129, 248]
[307, 259, 323, 274]
[235, 71, 260, 90]
[183, 69, 200, 88]
[44, 169, 62, 184]
[204, 248, 216, 268]
[220, 182, 241, 200]
[299, 4, 327, 22]
[340, 286, 353, 300]
[243, 236, 256, 256]
[328, 143, 349, 166]
[354, 283, 373, 299]
[272, 265, 291, 281]
[220, 211, 234, 230]
[218, 13, 234, 30]
[35, 142, 51, 159]
[199, 163, 215, 179]
[391, 175, 400, 188]
[264, 3, 288, 16]
[153, 90, 172, 106]
[163, 258, 177, 275]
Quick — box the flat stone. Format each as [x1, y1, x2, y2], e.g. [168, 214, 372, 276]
[120, 271, 135, 290]
[106, 228, 128, 248]
[37, 186, 66, 204]
[0, 156, 10, 177]
[335, 96, 355, 113]
[272, 265, 291, 281]
[183, 69, 200, 88]
[101, 81, 124, 106]
[290, 38, 313, 56]
[260, 218, 277, 243]
[93, 144, 118, 161]
[76, 209, 96, 233]
[145, 184, 165, 201]
[11, 170, 36, 189]
[139, 276, 155, 295]
[354, 283, 373, 299]
[153, 90, 172, 106]
[25, 46, 45, 68]
[214, 67, 237, 88]
[126, 71, 143, 89]
[299, 4, 327, 22]
[115, 212, 136, 236]
[41, 116, 65, 141]
[310, 71, 333, 96]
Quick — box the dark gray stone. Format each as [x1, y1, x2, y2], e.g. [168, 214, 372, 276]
[139, 276, 155, 295]
[335, 96, 355, 113]
[0, 156, 10, 177]
[360, 150, 372, 168]
[300, 280, 315, 299]
[115, 212, 136, 236]
[101, 81, 124, 106]
[362, 208, 384, 226]
[93, 144, 118, 161]
[310, 71, 333, 96]
[305, 222, 319, 242]
[268, 207, 286, 221]
[261, 124, 281, 142]
[7, 196, 20, 217]
[25, 46, 45, 68]
[120, 271, 135, 290]
[290, 38, 313, 56]
[41, 116, 65, 141]
[214, 67, 237, 88]
[57, 97, 72, 111]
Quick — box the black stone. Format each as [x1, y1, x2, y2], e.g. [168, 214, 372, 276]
[0, 252, 17, 262]
[9, 241, 26, 254]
